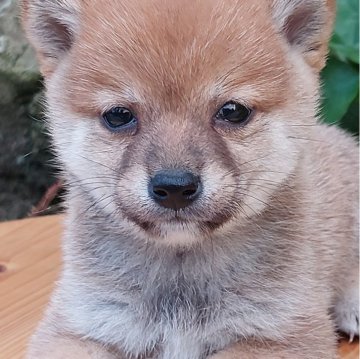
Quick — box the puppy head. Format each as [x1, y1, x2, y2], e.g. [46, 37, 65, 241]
[22, 0, 335, 247]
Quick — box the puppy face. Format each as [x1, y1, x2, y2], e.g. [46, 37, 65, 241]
[23, 0, 334, 246]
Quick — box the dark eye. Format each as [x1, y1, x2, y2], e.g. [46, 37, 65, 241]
[102, 107, 137, 130]
[215, 101, 252, 125]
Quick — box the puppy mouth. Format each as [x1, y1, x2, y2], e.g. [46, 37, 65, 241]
[126, 210, 231, 235]
[116, 192, 239, 237]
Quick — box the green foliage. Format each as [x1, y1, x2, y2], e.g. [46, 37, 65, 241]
[321, 0, 359, 134]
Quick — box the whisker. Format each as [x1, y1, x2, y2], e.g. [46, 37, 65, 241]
[77, 154, 118, 173]
[288, 136, 325, 143]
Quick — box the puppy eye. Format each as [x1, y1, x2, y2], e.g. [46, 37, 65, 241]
[102, 107, 137, 130]
[215, 101, 252, 125]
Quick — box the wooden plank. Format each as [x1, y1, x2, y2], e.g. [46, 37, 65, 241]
[338, 339, 359, 359]
[0, 216, 62, 359]
[0, 215, 358, 358]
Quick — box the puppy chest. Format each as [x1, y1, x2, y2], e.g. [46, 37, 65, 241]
[87, 281, 231, 354]
[124, 291, 231, 358]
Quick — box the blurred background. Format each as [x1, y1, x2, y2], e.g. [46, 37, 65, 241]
[0, 0, 358, 222]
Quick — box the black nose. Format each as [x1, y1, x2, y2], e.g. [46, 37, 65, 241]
[149, 170, 201, 210]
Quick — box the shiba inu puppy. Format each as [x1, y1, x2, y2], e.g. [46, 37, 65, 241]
[22, 0, 358, 358]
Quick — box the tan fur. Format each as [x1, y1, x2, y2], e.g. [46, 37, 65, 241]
[22, 0, 358, 358]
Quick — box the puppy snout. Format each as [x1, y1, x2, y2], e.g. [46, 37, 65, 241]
[149, 170, 202, 210]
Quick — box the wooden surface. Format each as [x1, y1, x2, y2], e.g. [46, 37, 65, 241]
[0, 215, 358, 359]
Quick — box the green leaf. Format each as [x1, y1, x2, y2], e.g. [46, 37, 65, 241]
[320, 57, 359, 124]
[339, 97, 359, 135]
[330, 0, 359, 63]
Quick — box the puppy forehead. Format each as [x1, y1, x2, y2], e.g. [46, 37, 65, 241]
[67, 0, 289, 112]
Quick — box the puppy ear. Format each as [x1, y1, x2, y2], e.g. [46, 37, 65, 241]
[271, 0, 336, 71]
[21, 0, 79, 76]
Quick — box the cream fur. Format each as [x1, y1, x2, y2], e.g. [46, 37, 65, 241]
[22, 0, 358, 358]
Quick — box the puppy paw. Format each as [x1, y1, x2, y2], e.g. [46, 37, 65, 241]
[334, 287, 359, 342]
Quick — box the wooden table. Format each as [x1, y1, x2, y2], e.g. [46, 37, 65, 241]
[0, 215, 358, 359]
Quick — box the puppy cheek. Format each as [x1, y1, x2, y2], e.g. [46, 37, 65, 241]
[222, 120, 298, 220]
[267, 121, 298, 181]
[242, 121, 299, 216]
[201, 163, 238, 213]
[54, 120, 89, 174]
[52, 117, 120, 215]
[116, 165, 152, 214]
[202, 163, 234, 198]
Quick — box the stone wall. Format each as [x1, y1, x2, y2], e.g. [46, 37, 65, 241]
[0, 0, 57, 220]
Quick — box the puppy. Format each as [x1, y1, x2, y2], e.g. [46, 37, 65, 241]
[22, 0, 358, 358]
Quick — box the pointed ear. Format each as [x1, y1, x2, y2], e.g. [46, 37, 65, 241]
[271, 0, 336, 71]
[21, 0, 80, 76]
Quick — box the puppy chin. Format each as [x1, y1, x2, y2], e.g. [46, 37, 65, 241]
[147, 221, 203, 248]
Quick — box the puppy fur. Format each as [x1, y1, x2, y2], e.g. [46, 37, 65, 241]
[22, 0, 358, 358]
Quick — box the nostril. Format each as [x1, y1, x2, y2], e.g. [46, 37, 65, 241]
[182, 188, 197, 197]
[153, 188, 168, 198]
[149, 170, 202, 210]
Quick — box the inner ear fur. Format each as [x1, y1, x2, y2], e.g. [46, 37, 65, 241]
[21, 0, 79, 76]
[271, 0, 336, 71]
